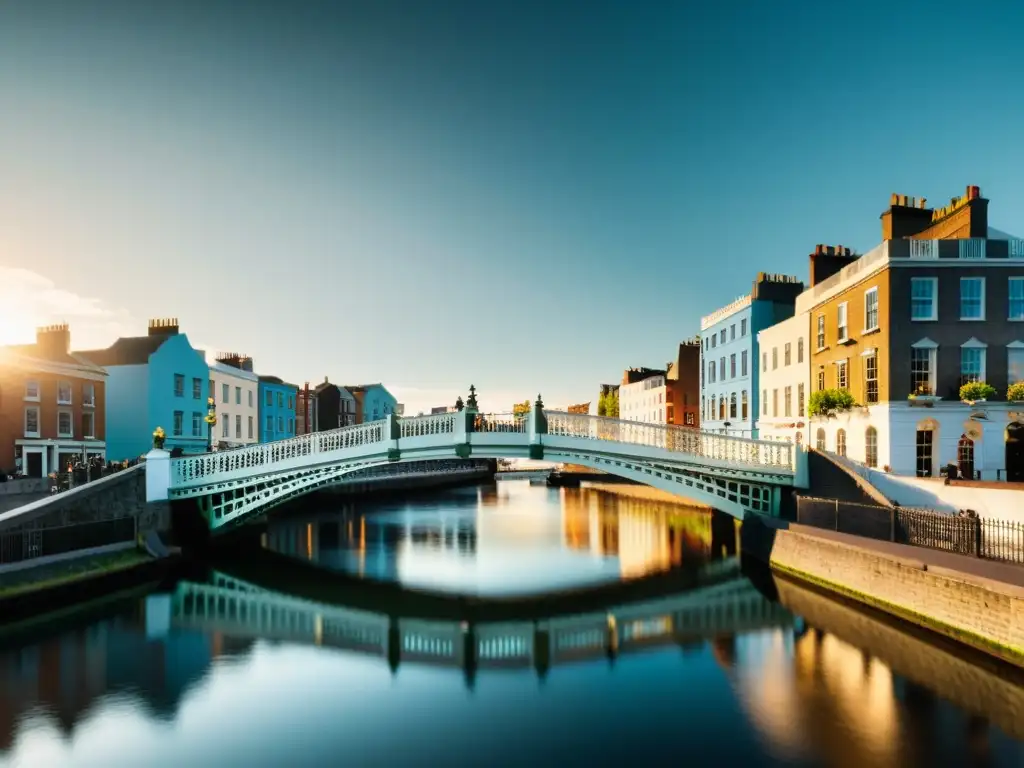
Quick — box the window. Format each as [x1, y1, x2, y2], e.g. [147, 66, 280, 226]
[762, 352, 767, 372]
[730, 354, 736, 378]
[784, 343, 791, 366]
[720, 329, 726, 344]
[1010, 345, 1024, 385]
[836, 359, 848, 390]
[864, 287, 879, 331]
[287, 418, 294, 433]
[248, 415, 254, 439]
[865, 427, 878, 468]
[772, 388, 778, 417]
[816, 315, 826, 350]
[173, 411, 183, 436]
[741, 350, 748, 377]
[741, 319, 748, 336]
[192, 412, 202, 437]
[707, 360, 715, 384]
[266, 390, 273, 407]
[685, 413, 695, 426]
[711, 335, 716, 349]
[82, 412, 95, 438]
[960, 277, 985, 320]
[288, 396, 295, 410]
[864, 352, 878, 404]
[235, 414, 242, 438]
[248, 390, 254, 408]
[82, 383, 95, 407]
[1011, 278, 1024, 321]
[817, 370, 825, 391]
[797, 384, 805, 417]
[762, 389, 768, 417]
[24, 380, 40, 401]
[911, 344, 937, 396]
[709, 395, 715, 421]
[730, 392, 737, 419]
[193, 378, 203, 399]
[960, 345, 985, 384]
[173, 374, 184, 398]
[730, 324, 736, 341]
[58, 410, 73, 437]
[784, 386, 792, 417]
[741, 391, 748, 419]
[719, 357, 725, 380]
[222, 383, 229, 403]
[266, 416, 273, 435]
[24, 407, 39, 437]
[719, 398, 726, 420]
[58, 380, 72, 404]
[837, 302, 849, 342]
[815, 428, 826, 451]
[797, 337, 804, 363]
[222, 415, 229, 438]
[235, 386, 241, 405]
[772, 347, 778, 370]
[911, 277, 938, 321]
[278, 392, 284, 409]
[958, 436, 975, 479]
[836, 429, 847, 457]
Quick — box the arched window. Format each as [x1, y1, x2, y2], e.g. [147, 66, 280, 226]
[719, 397, 726, 420]
[957, 435, 975, 480]
[709, 395, 716, 421]
[815, 428, 826, 451]
[865, 426, 878, 468]
[795, 431, 803, 445]
[730, 392, 737, 419]
[836, 429, 847, 457]
[741, 390, 748, 419]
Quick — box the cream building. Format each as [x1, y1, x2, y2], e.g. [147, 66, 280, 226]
[755, 313, 811, 445]
[209, 354, 259, 449]
[618, 370, 667, 424]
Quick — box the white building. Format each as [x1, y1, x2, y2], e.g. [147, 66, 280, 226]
[755, 313, 810, 445]
[209, 355, 260, 449]
[619, 370, 667, 424]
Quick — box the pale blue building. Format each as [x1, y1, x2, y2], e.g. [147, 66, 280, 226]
[699, 274, 803, 437]
[258, 375, 298, 442]
[345, 384, 398, 423]
[76, 319, 211, 460]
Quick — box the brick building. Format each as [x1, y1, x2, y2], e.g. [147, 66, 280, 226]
[0, 325, 107, 477]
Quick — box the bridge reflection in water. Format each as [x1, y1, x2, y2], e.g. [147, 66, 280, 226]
[164, 563, 791, 683]
[262, 484, 738, 594]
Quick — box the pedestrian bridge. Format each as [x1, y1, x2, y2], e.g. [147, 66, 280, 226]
[146, 402, 807, 530]
[163, 567, 794, 680]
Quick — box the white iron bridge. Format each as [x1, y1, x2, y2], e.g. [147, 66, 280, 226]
[145, 404, 808, 530]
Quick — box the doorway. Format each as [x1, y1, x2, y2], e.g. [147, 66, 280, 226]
[957, 435, 975, 480]
[916, 429, 934, 477]
[1007, 422, 1024, 482]
[23, 449, 44, 478]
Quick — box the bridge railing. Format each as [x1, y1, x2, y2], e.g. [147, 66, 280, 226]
[400, 411, 458, 438]
[473, 412, 528, 434]
[543, 411, 793, 471]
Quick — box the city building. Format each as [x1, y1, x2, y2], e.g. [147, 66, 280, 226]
[618, 368, 667, 423]
[0, 324, 107, 477]
[755, 313, 810, 443]
[700, 273, 804, 437]
[209, 354, 259, 449]
[666, 339, 701, 427]
[257, 375, 298, 443]
[296, 378, 352, 432]
[802, 185, 1024, 480]
[75, 319, 208, 460]
[396, 403, 405, 417]
[295, 382, 318, 435]
[431, 405, 458, 415]
[344, 384, 398, 423]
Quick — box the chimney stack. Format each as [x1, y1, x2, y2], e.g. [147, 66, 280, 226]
[35, 323, 70, 359]
[808, 245, 858, 287]
[148, 318, 180, 337]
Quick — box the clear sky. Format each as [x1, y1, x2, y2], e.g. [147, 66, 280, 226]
[2, 0, 1024, 415]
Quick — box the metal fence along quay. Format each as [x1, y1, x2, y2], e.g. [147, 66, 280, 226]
[0, 516, 138, 569]
[796, 496, 1024, 565]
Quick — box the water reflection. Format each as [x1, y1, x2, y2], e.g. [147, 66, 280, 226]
[263, 483, 734, 596]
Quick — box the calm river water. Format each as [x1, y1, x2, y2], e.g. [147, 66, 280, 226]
[0, 481, 1021, 767]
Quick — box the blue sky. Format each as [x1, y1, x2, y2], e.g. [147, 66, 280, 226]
[2, 1, 1024, 414]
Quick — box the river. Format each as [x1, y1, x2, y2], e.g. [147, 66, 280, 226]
[0, 480, 1021, 767]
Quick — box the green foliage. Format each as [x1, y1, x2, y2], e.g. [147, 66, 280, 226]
[512, 400, 530, 416]
[598, 390, 619, 418]
[1008, 382, 1024, 402]
[807, 388, 856, 417]
[959, 381, 996, 403]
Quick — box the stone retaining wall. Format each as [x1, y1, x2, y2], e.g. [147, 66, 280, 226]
[744, 519, 1024, 667]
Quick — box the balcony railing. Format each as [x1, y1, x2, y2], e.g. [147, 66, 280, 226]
[959, 238, 986, 259]
[909, 240, 938, 259]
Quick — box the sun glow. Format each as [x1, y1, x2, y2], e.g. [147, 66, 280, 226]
[0, 305, 38, 346]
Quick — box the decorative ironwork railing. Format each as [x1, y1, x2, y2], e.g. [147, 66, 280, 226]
[543, 411, 793, 470]
[171, 420, 387, 485]
[399, 411, 458, 438]
[474, 412, 528, 433]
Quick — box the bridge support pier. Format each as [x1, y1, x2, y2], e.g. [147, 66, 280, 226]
[711, 513, 739, 558]
[387, 616, 401, 674]
[533, 626, 550, 680]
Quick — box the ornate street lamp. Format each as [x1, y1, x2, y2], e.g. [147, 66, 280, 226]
[204, 396, 218, 453]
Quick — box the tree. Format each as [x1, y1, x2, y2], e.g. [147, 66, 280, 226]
[512, 400, 530, 416]
[606, 391, 619, 418]
[597, 393, 608, 417]
[455, 396, 465, 411]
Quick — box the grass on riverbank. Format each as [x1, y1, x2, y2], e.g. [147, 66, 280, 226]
[0, 549, 152, 599]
